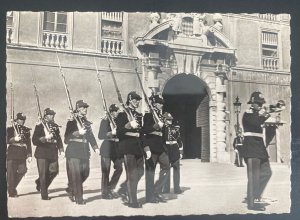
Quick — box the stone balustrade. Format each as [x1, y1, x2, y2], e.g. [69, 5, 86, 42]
[258, 14, 279, 21]
[262, 57, 279, 70]
[101, 38, 123, 55]
[42, 31, 68, 49]
[101, 12, 123, 22]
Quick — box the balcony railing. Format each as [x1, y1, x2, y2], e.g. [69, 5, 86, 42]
[262, 57, 279, 70]
[42, 31, 68, 49]
[101, 12, 123, 22]
[258, 14, 279, 21]
[6, 26, 13, 43]
[101, 38, 123, 55]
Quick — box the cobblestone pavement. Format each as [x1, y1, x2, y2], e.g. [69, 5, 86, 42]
[7, 154, 291, 217]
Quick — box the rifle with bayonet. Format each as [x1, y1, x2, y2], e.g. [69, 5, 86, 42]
[133, 59, 162, 125]
[31, 72, 52, 138]
[106, 56, 134, 122]
[56, 51, 84, 130]
[10, 80, 19, 136]
[94, 57, 116, 130]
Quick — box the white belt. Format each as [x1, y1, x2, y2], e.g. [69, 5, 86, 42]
[166, 141, 177, 145]
[69, 138, 88, 143]
[149, 131, 162, 136]
[235, 143, 243, 146]
[106, 138, 119, 142]
[125, 132, 140, 137]
[12, 143, 27, 148]
[243, 132, 264, 138]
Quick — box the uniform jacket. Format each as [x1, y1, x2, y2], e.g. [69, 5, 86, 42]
[98, 117, 119, 158]
[240, 110, 269, 159]
[6, 125, 32, 160]
[142, 111, 165, 153]
[64, 116, 98, 159]
[163, 124, 182, 163]
[32, 122, 64, 160]
[115, 109, 145, 156]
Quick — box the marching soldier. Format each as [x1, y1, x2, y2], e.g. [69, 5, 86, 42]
[98, 104, 123, 199]
[161, 112, 183, 194]
[32, 108, 64, 200]
[64, 100, 99, 205]
[233, 130, 244, 167]
[115, 91, 150, 208]
[6, 113, 32, 197]
[240, 92, 272, 211]
[143, 95, 170, 203]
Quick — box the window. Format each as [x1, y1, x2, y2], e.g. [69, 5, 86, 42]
[42, 12, 68, 49]
[6, 11, 13, 43]
[43, 12, 67, 32]
[100, 12, 124, 54]
[181, 17, 193, 36]
[261, 31, 279, 70]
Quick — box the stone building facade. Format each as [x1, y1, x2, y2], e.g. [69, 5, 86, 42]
[6, 12, 291, 163]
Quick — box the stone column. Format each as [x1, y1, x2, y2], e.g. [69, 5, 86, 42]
[215, 65, 230, 163]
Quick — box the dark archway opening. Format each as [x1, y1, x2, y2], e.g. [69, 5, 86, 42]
[162, 73, 209, 159]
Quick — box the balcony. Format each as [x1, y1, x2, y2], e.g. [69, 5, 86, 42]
[6, 26, 13, 43]
[42, 31, 68, 49]
[101, 12, 123, 22]
[101, 38, 123, 55]
[258, 14, 279, 21]
[262, 57, 279, 70]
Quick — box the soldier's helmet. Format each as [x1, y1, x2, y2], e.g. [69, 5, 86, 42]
[247, 91, 265, 105]
[127, 91, 142, 103]
[163, 112, 173, 120]
[44, 108, 56, 116]
[150, 94, 165, 105]
[109, 104, 119, 113]
[16, 112, 26, 120]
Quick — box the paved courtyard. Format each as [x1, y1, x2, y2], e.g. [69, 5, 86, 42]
[7, 154, 291, 217]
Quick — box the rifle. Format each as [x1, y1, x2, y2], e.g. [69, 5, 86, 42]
[56, 51, 84, 129]
[10, 80, 19, 136]
[133, 59, 162, 124]
[31, 72, 51, 136]
[106, 56, 134, 121]
[94, 58, 116, 130]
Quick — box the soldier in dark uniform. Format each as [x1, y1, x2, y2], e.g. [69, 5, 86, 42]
[161, 112, 183, 194]
[240, 91, 272, 211]
[233, 131, 244, 167]
[6, 113, 32, 197]
[32, 108, 64, 200]
[143, 95, 170, 203]
[98, 104, 123, 199]
[64, 100, 99, 205]
[115, 91, 150, 208]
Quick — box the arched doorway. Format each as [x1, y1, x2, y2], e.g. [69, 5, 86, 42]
[162, 73, 210, 161]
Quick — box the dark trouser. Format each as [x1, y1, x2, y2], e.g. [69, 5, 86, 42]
[101, 156, 123, 195]
[234, 147, 244, 166]
[162, 159, 180, 193]
[245, 158, 272, 207]
[123, 154, 144, 204]
[145, 151, 170, 200]
[7, 159, 27, 195]
[36, 158, 59, 198]
[66, 158, 72, 194]
[68, 158, 90, 201]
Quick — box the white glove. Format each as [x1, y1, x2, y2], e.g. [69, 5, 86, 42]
[158, 121, 164, 128]
[95, 149, 100, 155]
[27, 157, 32, 163]
[130, 121, 139, 129]
[45, 133, 53, 140]
[14, 135, 21, 142]
[180, 154, 183, 159]
[60, 151, 65, 158]
[78, 128, 87, 135]
[111, 128, 117, 136]
[145, 150, 151, 160]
